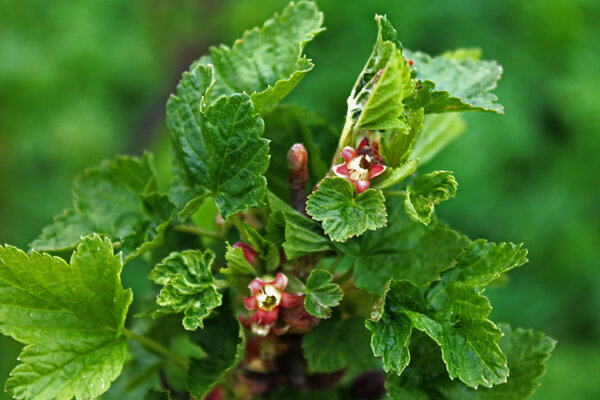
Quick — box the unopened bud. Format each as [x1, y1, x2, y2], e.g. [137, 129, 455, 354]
[204, 387, 224, 400]
[233, 242, 257, 265]
[287, 143, 308, 173]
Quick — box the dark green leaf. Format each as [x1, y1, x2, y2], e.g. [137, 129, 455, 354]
[187, 309, 245, 398]
[336, 198, 469, 294]
[366, 280, 425, 374]
[266, 191, 332, 260]
[148, 250, 222, 331]
[143, 389, 172, 400]
[303, 269, 343, 318]
[303, 317, 373, 373]
[168, 65, 270, 218]
[437, 325, 556, 399]
[306, 177, 387, 242]
[31, 154, 176, 261]
[263, 105, 337, 202]
[0, 235, 132, 400]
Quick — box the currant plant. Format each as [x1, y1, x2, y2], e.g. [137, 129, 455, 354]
[0, 2, 555, 399]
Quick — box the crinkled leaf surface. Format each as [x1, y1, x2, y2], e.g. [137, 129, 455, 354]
[31, 154, 175, 261]
[302, 316, 372, 373]
[303, 269, 343, 318]
[335, 197, 469, 294]
[266, 191, 332, 259]
[201, 1, 324, 114]
[149, 250, 222, 331]
[366, 280, 425, 375]
[0, 235, 132, 400]
[437, 325, 556, 399]
[368, 278, 510, 389]
[168, 65, 269, 218]
[404, 171, 458, 225]
[405, 50, 503, 114]
[187, 309, 245, 398]
[306, 177, 387, 242]
[379, 108, 424, 168]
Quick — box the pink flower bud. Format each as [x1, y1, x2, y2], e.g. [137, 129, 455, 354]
[233, 242, 257, 265]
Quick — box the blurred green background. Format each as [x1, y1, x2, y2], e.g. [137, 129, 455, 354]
[1, 0, 598, 398]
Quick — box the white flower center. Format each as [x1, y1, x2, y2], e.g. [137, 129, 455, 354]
[251, 323, 271, 337]
[255, 284, 282, 311]
[347, 155, 371, 181]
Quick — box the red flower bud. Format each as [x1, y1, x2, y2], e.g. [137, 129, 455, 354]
[204, 386, 224, 400]
[233, 242, 257, 265]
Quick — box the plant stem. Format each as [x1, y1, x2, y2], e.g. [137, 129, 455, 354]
[229, 215, 249, 241]
[383, 190, 407, 198]
[123, 329, 189, 370]
[330, 114, 356, 171]
[174, 224, 225, 241]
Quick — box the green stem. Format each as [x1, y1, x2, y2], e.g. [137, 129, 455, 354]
[383, 190, 407, 198]
[229, 215, 249, 242]
[329, 114, 356, 171]
[174, 224, 225, 241]
[123, 329, 189, 370]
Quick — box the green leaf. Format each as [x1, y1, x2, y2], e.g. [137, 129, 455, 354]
[266, 191, 332, 259]
[148, 250, 222, 331]
[386, 377, 430, 400]
[372, 158, 419, 190]
[221, 244, 256, 289]
[303, 269, 343, 318]
[367, 278, 510, 389]
[336, 197, 469, 294]
[236, 221, 280, 271]
[354, 48, 414, 132]
[143, 389, 172, 400]
[411, 113, 466, 165]
[347, 15, 403, 126]
[31, 154, 176, 261]
[306, 177, 387, 242]
[409, 293, 509, 388]
[404, 171, 458, 225]
[168, 65, 270, 218]
[405, 50, 504, 114]
[437, 325, 556, 399]
[187, 309, 245, 398]
[0, 235, 132, 400]
[379, 108, 424, 168]
[201, 1, 324, 114]
[263, 105, 338, 202]
[302, 316, 373, 373]
[430, 240, 529, 297]
[366, 280, 425, 374]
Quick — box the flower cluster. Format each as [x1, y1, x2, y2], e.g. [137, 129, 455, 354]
[333, 137, 386, 194]
[240, 272, 302, 336]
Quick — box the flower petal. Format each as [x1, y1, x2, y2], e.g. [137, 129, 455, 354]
[341, 147, 357, 163]
[249, 277, 266, 293]
[280, 292, 302, 308]
[369, 164, 386, 179]
[356, 180, 370, 194]
[256, 308, 279, 325]
[273, 273, 288, 291]
[358, 137, 369, 150]
[334, 163, 350, 178]
[244, 296, 257, 310]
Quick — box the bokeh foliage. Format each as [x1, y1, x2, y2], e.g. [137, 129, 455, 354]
[0, 0, 598, 399]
